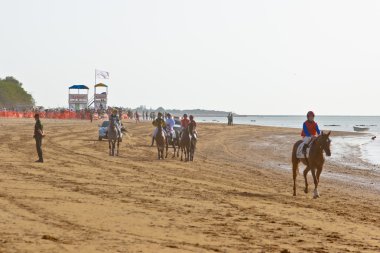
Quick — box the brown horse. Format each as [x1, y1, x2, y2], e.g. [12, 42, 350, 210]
[155, 125, 167, 160]
[180, 128, 191, 161]
[292, 131, 332, 198]
[189, 131, 197, 161]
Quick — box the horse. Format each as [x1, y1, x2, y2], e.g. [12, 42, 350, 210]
[108, 120, 121, 156]
[292, 131, 332, 198]
[166, 128, 180, 158]
[189, 130, 197, 161]
[155, 125, 167, 160]
[180, 128, 191, 161]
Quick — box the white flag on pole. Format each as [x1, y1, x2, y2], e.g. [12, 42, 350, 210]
[96, 69, 110, 79]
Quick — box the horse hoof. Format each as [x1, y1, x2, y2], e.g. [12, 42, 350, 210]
[304, 188, 308, 194]
[293, 193, 296, 196]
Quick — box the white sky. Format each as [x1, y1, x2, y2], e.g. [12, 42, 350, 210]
[1, 0, 380, 115]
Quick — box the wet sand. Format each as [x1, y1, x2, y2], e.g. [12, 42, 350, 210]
[0, 118, 379, 252]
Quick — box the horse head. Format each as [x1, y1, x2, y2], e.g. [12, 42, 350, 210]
[317, 131, 332, 157]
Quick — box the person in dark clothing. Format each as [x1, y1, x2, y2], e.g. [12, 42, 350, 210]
[33, 113, 44, 163]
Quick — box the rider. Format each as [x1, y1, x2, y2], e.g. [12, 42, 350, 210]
[301, 111, 321, 154]
[151, 112, 166, 146]
[181, 114, 190, 129]
[110, 108, 122, 141]
[188, 115, 197, 139]
[165, 113, 175, 139]
[180, 114, 190, 138]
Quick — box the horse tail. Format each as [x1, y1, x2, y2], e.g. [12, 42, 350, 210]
[292, 141, 302, 175]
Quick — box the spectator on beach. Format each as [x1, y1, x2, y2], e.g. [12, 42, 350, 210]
[135, 111, 140, 123]
[33, 113, 44, 163]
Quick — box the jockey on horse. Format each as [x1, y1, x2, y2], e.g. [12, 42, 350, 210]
[152, 112, 166, 137]
[188, 115, 197, 139]
[165, 113, 176, 143]
[301, 111, 321, 155]
[110, 108, 122, 141]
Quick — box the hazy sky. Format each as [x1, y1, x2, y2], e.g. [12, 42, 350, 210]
[1, 0, 380, 115]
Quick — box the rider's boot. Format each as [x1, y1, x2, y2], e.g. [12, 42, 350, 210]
[302, 144, 309, 155]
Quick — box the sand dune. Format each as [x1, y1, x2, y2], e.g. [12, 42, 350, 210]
[0, 118, 379, 252]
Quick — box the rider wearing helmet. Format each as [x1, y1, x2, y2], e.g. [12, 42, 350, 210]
[181, 114, 190, 129]
[151, 112, 167, 146]
[188, 115, 197, 139]
[165, 113, 175, 139]
[110, 108, 122, 141]
[301, 111, 321, 154]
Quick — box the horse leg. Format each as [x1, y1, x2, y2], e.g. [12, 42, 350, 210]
[165, 139, 169, 158]
[185, 146, 189, 162]
[109, 140, 112, 156]
[292, 159, 299, 196]
[311, 167, 320, 198]
[157, 147, 160, 160]
[116, 140, 119, 156]
[172, 141, 176, 158]
[303, 166, 311, 193]
[316, 166, 322, 182]
[112, 140, 116, 156]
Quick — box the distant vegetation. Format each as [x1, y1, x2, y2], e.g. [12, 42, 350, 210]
[0, 76, 35, 109]
[133, 106, 235, 117]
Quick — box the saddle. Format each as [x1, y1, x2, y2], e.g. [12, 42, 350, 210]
[296, 139, 315, 159]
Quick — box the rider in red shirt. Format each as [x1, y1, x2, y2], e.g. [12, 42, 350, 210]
[181, 114, 190, 129]
[301, 111, 321, 154]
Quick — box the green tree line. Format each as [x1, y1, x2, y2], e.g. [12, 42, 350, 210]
[0, 76, 35, 109]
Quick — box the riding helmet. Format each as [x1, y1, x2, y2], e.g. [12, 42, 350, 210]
[307, 111, 315, 118]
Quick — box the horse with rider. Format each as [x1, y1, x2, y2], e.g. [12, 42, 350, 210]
[151, 112, 197, 161]
[292, 111, 332, 198]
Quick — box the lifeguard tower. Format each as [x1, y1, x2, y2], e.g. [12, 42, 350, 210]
[94, 83, 108, 111]
[68, 85, 89, 110]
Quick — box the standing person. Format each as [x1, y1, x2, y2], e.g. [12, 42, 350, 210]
[301, 111, 321, 154]
[146, 111, 149, 121]
[230, 112, 234, 126]
[135, 111, 140, 123]
[142, 111, 145, 121]
[227, 113, 231, 126]
[33, 113, 44, 163]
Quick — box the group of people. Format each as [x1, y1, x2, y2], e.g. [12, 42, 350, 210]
[151, 113, 197, 146]
[31, 107, 321, 162]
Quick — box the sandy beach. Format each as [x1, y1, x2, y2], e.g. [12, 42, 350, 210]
[0, 118, 379, 253]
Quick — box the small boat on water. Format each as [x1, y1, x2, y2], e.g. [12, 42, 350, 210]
[353, 126, 370, 132]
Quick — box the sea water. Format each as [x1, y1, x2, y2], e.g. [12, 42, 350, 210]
[197, 115, 380, 166]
